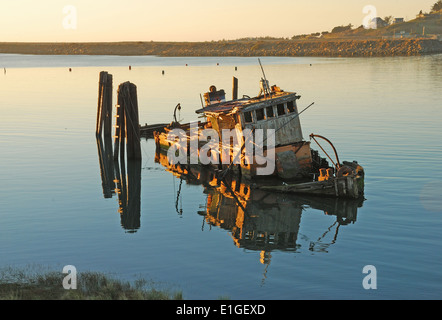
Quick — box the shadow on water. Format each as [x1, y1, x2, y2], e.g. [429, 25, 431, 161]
[96, 135, 141, 232]
[154, 150, 365, 261]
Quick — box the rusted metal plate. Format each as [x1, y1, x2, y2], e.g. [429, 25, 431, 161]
[276, 150, 300, 179]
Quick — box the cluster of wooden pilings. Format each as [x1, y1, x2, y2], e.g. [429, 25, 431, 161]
[96, 71, 141, 231]
[96, 71, 141, 161]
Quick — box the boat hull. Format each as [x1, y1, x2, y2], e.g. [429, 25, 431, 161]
[154, 130, 313, 180]
[257, 175, 364, 199]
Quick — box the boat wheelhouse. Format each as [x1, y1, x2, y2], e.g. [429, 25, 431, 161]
[190, 82, 314, 180]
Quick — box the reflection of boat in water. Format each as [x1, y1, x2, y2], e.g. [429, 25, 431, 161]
[155, 150, 364, 262]
[203, 182, 363, 254]
[153, 71, 365, 199]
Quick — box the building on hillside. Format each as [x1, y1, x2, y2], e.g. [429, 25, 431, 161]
[370, 17, 389, 28]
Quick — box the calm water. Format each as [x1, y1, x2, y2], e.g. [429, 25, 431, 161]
[1, 53, 441, 300]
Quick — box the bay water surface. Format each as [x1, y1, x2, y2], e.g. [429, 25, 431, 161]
[1, 53, 441, 299]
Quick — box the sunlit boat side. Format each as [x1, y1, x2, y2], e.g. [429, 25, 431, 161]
[153, 78, 365, 199]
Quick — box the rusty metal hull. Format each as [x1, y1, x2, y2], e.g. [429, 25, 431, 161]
[257, 175, 365, 199]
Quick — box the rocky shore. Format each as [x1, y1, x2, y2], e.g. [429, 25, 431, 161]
[1, 39, 441, 57]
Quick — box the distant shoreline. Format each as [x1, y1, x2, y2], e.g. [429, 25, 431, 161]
[1, 39, 442, 57]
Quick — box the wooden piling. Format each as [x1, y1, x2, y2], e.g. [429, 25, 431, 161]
[232, 76, 238, 100]
[114, 87, 126, 161]
[96, 71, 113, 137]
[120, 109, 126, 163]
[103, 74, 113, 138]
[113, 103, 122, 161]
[96, 72, 105, 135]
[126, 83, 141, 160]
[115, 81, 141, 160]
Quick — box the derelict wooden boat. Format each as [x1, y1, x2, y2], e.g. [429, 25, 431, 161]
[153, 74, 365, 199]
[154, 81, 319, 179]
[140, 122, 169, 138]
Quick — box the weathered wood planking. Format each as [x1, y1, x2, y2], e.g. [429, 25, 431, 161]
[96, 71, 113, 137]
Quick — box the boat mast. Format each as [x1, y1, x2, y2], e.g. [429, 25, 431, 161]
[258, 58, 271, 98]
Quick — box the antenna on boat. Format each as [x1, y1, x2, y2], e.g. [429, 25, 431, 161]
[258, 58, 271, 97]
[258, 58, 267, 82]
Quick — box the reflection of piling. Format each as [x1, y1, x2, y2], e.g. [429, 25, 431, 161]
[96, 71, 113, 137]
[125, 160, 141, 230]
[96, 136, 115, 198]
[114, 157, 141, 231]
[114, 81, 141, 160]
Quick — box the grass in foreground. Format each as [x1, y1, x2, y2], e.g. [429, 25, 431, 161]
[0, 266, 183, 300]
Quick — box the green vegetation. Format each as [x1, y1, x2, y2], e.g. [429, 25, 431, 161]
[0, 266, 183, 300]
[432, 0, 442, 12]
[384, 16, 393, 25]
[331, 24, 353, 34]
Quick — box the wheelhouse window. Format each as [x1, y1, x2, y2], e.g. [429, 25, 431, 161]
[243, 111, 253, 123]
[287, 101, 295, 113]
[277, 103, 285, 116]
[265, 106, 274, 118]
[256, 108, 265, 121]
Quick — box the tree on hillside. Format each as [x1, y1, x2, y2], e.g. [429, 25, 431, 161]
[431, 0, 442, 12]
[384, 16, 393, 25]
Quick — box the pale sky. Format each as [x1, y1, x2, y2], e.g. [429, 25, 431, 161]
[0, 0, 437, 42]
